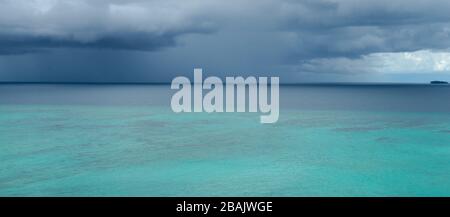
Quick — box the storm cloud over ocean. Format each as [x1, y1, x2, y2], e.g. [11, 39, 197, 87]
[1, 0, 450, 82]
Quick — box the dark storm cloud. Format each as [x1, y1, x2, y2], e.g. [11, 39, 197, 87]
[0, 30, 211, 55]
[1, 0, 450, 81]
[278, 0, 450, 60]
[0, 0, 216, 54]
[2, 0, 450, 57]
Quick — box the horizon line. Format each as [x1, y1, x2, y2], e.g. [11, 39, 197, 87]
[0, 81, 447, 86]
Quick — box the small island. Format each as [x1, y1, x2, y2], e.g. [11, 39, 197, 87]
[430, 81, 449, 84]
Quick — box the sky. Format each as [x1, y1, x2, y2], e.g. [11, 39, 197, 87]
[1, 0, 450, 83]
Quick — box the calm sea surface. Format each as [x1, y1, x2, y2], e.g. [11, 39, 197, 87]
[0, 84, 450, 196]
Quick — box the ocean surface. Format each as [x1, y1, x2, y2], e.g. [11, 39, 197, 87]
[0, 84, 450, 196]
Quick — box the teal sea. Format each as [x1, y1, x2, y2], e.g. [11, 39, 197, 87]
[1, 84, 450, 196]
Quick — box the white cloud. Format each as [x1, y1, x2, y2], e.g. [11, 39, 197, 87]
[299, 50, 450, 74]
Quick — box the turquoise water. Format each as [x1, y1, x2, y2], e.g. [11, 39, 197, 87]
[1, 85, 450, 196]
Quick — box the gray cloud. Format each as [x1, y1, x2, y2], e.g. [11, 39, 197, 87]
[278, 0, 450, 59]
[2, 0, 450, 56]
[0, 0, 217, 54]
[270, 0, 450, 75]
[2, 0, 450, 81]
